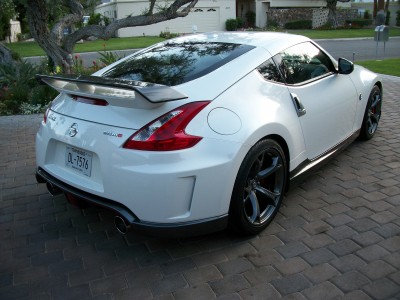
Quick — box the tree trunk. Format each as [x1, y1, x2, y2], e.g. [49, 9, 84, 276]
[384, 0, 390, 13]
[375, 0, 386, 25]
[377, 0, 385, 11]
[26, 0, 74, 72]
[373, 0, 378, 18]
[327, 0, 339, 28]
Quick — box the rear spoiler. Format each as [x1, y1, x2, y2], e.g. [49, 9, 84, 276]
[36, 74, 188, 107]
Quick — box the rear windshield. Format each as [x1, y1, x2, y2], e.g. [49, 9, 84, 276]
[102, 41, 254, 86]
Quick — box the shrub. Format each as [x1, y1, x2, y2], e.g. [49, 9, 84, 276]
[267, 19, 280, 29]
[71, 54, 88, 75]
[364, 10, 370, 20]
[284, 20, 312, 30]
[97, 51, 121, 66]
[28, 85, 58, 107]
[236, 17, 244, 29]
[159, 31, 179, 39]
[345, 19, 373, 28]
[316, 22, 335, 30]
[19, 102, 45, 115]
[225, 18, 238, 31]
[0, 61, 57, 115]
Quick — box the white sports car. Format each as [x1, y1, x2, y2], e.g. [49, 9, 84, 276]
[35, 32, 382, 236]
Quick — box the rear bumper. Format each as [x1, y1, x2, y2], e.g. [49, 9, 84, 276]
[36, 168, 228, 237]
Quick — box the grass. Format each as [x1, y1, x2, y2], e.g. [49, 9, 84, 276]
[6, 28, 400, 58]
[286, 28, 400, 39]
[356, 58, 400, 77]
[8, 36, 165, 57]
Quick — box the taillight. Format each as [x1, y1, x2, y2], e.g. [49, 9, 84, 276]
[71, 95, 109, 106]
[43, 106, 51, 124]
[123, 101, 210, 151]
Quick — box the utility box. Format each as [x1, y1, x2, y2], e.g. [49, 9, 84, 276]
[374, 25, 389, 42]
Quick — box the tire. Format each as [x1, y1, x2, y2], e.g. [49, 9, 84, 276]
[229, 139, 287, 235]
[359, 85, 382, 140]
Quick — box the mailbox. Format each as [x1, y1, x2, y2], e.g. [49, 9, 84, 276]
[374, 25, 389, 42]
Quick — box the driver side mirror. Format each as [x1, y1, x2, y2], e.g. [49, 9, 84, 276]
[338, 58, 354, 75]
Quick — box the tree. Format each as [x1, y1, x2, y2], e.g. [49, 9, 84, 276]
[25, 0, 198, 73]
[326, 0, 350, 28]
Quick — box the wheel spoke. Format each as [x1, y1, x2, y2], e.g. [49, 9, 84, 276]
[371, 94, 381, 109]
[254, 154, 265, 173]
[245, 190, 260, 223]
[369, 111, 380, 123]
[254, 184, 280, 206]
[256, 156, 282, 180]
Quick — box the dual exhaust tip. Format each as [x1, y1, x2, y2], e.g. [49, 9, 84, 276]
[44, 180, 130, 235]
[114, 216, 130, 234]
[46, 182, 62, 196]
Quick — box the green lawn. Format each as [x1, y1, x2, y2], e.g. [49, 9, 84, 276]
[8, 36, 165, 57]
[356, 58, 400, 77]
[286, 28, 400, 39]
[7, 28, 400, 58]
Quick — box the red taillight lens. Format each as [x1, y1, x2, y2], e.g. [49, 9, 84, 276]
[71, 95, 109, 106]
[43, 107, 50, 124]
[123, 101, 210, 151]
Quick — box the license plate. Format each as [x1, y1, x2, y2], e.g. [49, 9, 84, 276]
[65, 146, 93, 177]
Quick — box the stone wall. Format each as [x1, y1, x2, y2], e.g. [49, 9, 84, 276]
[267, 8, 313, 28]
[267, 8, 358, 28]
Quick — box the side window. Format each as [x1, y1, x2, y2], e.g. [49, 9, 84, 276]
[257, 58, 284, 83]
[275, 42, 335, 84]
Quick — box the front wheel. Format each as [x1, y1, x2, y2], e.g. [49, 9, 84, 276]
[229, 139, 287, 235]
[359, 85, 382, 140]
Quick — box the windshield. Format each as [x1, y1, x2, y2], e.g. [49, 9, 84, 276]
[102, 41, 254, 86]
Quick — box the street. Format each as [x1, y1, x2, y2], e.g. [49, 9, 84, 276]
[317, 37, 400, 62]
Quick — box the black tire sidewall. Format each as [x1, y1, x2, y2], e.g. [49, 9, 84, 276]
[229, 139, 287, 235]
[360, 85, 381, 140]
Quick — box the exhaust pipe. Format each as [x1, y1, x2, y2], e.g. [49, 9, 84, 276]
[114, 216, 130, 234]
[46, 182, 62, 196]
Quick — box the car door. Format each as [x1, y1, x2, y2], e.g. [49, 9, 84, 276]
[274, 42, 358, 160]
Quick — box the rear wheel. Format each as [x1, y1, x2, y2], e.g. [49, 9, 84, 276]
[229, 139, 287, 235]
[359, 85, 382, 140]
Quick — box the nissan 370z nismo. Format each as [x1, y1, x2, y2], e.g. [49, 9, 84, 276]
[35, 32, 382, 236]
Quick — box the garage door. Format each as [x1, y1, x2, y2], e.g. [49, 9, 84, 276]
[168, 7, 220, 33]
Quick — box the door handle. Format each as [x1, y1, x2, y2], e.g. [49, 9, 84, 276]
[291, 93, 306, 117]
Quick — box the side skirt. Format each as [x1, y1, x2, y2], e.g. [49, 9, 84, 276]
[289, 130, 360, 188]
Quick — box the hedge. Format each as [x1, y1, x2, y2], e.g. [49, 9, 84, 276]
[284, 20, 312, 30]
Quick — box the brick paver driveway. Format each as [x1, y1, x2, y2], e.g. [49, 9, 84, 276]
[1, 76, 399, 300]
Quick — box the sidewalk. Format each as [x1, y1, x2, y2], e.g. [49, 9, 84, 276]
[0, 76, 399, 299]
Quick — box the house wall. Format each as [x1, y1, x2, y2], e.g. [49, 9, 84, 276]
[255, 0, 352, 28]
[266, 7, 358, 28]
[8, 20, 21, 43]
[96, 0, 236, 37]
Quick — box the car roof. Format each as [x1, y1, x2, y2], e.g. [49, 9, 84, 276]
[170, 31, 311, 56]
